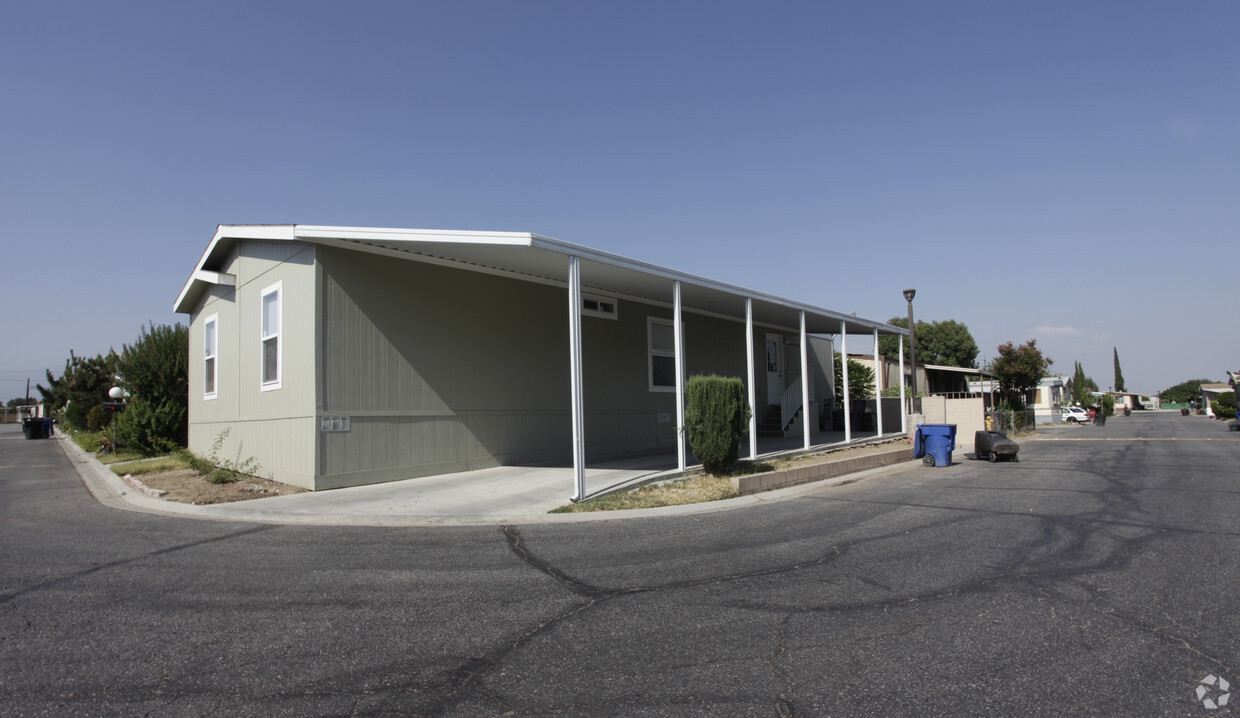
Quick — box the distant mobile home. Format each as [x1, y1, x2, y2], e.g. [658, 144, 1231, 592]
[174, 225, 908, 492]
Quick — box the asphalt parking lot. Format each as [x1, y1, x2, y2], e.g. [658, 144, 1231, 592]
[3, 411, 1240, 716]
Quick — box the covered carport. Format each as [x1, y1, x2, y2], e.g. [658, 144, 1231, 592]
[294, 226, 910, 501]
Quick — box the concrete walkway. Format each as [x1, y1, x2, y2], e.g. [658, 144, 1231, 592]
[54, 429, 953, 527]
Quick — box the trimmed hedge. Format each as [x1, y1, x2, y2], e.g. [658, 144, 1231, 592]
[685, 375, 751, 475]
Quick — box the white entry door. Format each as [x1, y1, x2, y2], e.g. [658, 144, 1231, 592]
[765, 333, 783, 403]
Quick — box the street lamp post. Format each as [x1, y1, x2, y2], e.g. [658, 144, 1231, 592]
[903, 289, 920, 414]
[108, 386, 123, 453]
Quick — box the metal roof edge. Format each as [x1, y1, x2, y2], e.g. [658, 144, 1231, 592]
[526, 234, 906, 335]
[173, 224, 907, 335]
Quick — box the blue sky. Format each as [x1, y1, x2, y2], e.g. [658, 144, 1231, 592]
[2, 1, 1236, 401]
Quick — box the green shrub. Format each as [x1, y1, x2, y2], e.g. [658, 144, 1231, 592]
[116, 398, 186, 456]
[685, 375, 751, 475]
[115, 323, 188, 447]
[1212, 393, 1237, 420]
[85, 404, 112, 432]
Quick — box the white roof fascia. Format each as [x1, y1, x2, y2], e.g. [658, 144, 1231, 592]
[174, 225, 295, 313]
[294, 225, 534, 247]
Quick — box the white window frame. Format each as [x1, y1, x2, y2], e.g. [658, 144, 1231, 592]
[648, 317, 677, 393]
[581, 292, 619, 320]
[204, 313, 218, 400]
[260, 281, 282, 391]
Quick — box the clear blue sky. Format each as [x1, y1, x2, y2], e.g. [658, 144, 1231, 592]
[3, 1, 1236, 401]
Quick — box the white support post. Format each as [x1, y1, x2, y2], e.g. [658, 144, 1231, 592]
[841, 320, 851, 443]
[674, 281, 686, 472]
[898, 334, 907, 434]
[801, 311, 810, 450]
[746, 298, 757, 460]
[873, 328, 883, 438]
[568, 256, 586, 501]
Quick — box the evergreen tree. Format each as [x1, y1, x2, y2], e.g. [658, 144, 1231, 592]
[115, 323, 189, 454]
[1071, 362, 1089, 405]
[1113, 347, 1125, 392]
[833, 353, 876, 404]
[38, 350, 118, 430]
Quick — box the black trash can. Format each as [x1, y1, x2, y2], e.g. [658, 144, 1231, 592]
[1182, 408, 1190, 416]
[23, 418, 44, 439]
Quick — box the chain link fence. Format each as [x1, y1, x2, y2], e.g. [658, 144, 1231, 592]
[986, 409, 1036, 435]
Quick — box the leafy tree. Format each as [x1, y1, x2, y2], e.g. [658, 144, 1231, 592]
[991, 340, 1052, 410]
[38, 350, 118, 430]
[1159, 379, 1214, 405]
[6, 397, 37, 408]
[1113, 348, 1125, 392]
[878, 317, 979, 368]
[115, 323, 189, 453]
[834, 354, 876, 404]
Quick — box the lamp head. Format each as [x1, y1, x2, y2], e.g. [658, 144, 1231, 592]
[108, 387, 124, 400]
[903, 288, 916, 302]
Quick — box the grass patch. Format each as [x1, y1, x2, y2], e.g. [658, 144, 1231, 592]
[551, 475, 739, 513]
[109, 455, 190, 477]
[70, 430, 151, 463]
[73, 431, 102, 454]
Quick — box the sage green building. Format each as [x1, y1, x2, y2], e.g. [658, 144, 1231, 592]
[174, 225, 908, 493]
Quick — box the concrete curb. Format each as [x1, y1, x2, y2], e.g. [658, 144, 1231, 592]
[121, 473, 167, 497]
[730, 444, 913, 496]
[54, 432, 958, 527]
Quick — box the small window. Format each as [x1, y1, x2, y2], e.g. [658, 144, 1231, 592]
[261, 282, 282, 391]
[204, 314, 218, 400]
[582, 292, 618, 320]
[648, 318, 677, 392]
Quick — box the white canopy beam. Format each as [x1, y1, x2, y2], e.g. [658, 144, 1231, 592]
[746, 298, 757, 460]
[899, 334, 907, 434]
[841, 320, 851, 443]
[873, 328, 883, 438]
[674, 281, 686, 472]
[568, 256, 585, 501]
[801, 311, 810, 450]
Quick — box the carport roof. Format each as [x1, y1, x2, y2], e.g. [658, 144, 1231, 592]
[175, 224, 908, 337]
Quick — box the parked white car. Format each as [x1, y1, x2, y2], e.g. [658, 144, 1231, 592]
[1062, 407, 1090, 424]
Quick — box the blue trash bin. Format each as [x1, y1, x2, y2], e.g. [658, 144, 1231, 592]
[917, 424, 956, 467]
